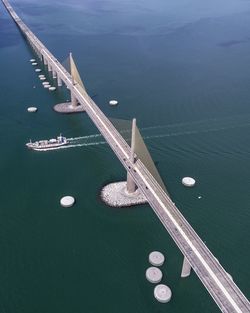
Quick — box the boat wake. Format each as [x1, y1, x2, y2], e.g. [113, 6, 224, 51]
[30, 119, 250, 152]
[67, 133, 102, 142]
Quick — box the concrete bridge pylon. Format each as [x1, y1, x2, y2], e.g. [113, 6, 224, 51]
[101, 118, 147, 207]
[102, 117, 169, 207]
[126, 118, 137, 194]
[52, 69, 57, 79]
[57, 75, 62, 86]
[181, 256, 192, 278]
[54, 52, 85, 113]
[69, 52, 86, 90]
[43, 56, 48, 65]
[48, 62, 52, 72]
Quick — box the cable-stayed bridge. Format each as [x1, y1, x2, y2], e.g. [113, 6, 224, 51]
[2, 0, 250, 312]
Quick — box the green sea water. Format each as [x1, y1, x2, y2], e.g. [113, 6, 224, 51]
[0, 0, 250, 312]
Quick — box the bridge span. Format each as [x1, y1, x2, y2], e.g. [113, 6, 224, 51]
[2, 0, 250, 312]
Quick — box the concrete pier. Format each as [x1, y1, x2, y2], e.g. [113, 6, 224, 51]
[53, 102, 85, 113]
[57, 75, 62, 86]
[146, 267, 163, 283]
[101, 118, 148, 207]
[71, 91, 78, 107]
[48, 63, 52, 71]
[149, 251, 165, 266]
[101, 181, 147, 207]
[181, 256, 192, 278]
[53, 89, 85, 113]
[154, 284, 172, 303]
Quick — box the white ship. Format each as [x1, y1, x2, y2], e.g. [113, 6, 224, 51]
[26, 134, 68, 151]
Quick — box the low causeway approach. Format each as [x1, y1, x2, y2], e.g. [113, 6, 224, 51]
[2, 0, 250, 312]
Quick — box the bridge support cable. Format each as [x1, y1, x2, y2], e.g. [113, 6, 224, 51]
[133, 120, 168, 195]
[126, 118, 137, 193]
[110, 117, 168, 195]
[68, 52, 88, 108]
[69, 52, 86, 91]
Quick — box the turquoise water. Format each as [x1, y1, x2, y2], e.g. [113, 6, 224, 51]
[0, 0, 250, 312]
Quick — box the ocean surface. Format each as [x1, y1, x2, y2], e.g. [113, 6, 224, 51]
[0, 0, 250, 312]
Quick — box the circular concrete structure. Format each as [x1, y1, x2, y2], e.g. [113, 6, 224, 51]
[146, 267, 162, 283]
[32, 62, 37, 66]
[49, 86, 56, 91]
[35, 69, 41, 72]
[154, 284, 172, 303]
[149, 251, 165, 266]
[182, 177, 196, 187]
[27, 107, 38, 113]
[60, 196, 75, 208]
[53, 102, 85, 114]
[109, 100, 118, 106]
[30, 59, 36, 62]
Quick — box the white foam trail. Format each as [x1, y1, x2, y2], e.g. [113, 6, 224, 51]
[67, 119, 250, 143]
[143, 122, 250, 140]
[67, 133, 102, 141]
[140, 117, 250, 132]
[59, 141, 106, 149]
[33, 121, 250, 152]
[66, 121, 220, 143]
[65, 122, 195, 142]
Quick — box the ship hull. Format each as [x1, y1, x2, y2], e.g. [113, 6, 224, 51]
[26, 136, 68, 151]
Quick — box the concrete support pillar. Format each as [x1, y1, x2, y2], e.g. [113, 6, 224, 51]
[52, 70, 57, 79]
[57, 75, 62, 86]
[181, 256, 192, 278]
[71, 90, 78, 107]
[48, 63, 52, 72]
[126, 118, 137, 193]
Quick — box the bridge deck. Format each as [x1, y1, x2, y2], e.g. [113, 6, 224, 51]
[2, 0, 250, 312]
